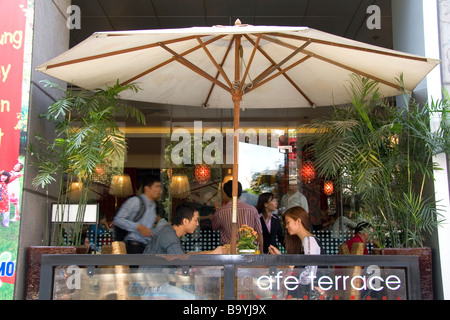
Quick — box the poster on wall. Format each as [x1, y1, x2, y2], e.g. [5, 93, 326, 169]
[0, 0, 34, 299]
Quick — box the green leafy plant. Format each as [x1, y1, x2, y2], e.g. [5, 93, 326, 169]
[29, 80, 145, 246]
[298, 74, 448, 248]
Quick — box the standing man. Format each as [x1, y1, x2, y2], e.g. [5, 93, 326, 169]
[212, 180, 263, 252]
[113, 175, 162, 254]
[280, 179, 309, 214]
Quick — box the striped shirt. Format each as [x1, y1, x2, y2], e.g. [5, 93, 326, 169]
[212, 200, 263, 245]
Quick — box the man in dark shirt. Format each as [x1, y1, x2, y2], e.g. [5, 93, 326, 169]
[143, 202, 226, 254]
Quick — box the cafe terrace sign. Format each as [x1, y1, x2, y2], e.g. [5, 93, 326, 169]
[255, 270, 401, 292]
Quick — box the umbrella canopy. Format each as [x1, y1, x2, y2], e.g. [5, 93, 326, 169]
[38, 23, 438, 109]
[37, 21, 439, 253]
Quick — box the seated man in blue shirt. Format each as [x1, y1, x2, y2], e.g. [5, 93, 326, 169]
[113, 175, 162, 254]
[144, 202, 226, 255]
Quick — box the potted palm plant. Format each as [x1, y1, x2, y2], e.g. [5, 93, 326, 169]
[29, 80, 145, 247]
[298, 74, 449, 299]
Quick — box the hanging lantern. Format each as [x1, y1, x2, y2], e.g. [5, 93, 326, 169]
[66, 181, 83, 202]
[171, 174, 190, 198]
[324, 180, 334, 195]
[109, 174, 133, 198]
[222, 169, 232, 184]
[301, 161, 315, 184]
[194, 164, 211, 184]
[92, 164, 108, 183]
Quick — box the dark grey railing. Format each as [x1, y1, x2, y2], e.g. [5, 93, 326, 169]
[39, 253, 421, 300]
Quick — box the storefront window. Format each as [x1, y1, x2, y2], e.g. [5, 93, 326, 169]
[52, 266, 222, 300]
[65, 104, 365, 254]
[50, 264, 408, 300]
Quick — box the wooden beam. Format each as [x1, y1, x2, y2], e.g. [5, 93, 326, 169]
[251, 39, 310, 86]
[239, 34, 262, 91]
[234, 35, 241, 87]
[262, 35, 402, 90]
[272, 32, 429, 62]
[121, 35, 225, 86]
[121, 58, 175, 86]
[243, 34, 314, 106]
[246, 55, 312, 93]
[45, 34, 202, 70]
[302, 49, 403, 90]
[196, 36, 233, 88]
[158, 42, 231, 93]
[231, 34, 242, 255]
[204, 37, 234, 107]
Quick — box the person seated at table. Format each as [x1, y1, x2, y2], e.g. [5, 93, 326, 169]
[143, 202, 226, 255]
[345, 221, 373, 255]
[256, 192, 285, 254]
[269, 206, 323, 298]
[328, 211, 358, 239]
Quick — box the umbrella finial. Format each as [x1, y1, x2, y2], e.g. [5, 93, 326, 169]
[234, 19, 242, 26]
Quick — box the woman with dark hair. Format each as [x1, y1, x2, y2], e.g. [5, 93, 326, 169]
[269, 206, 322, 296]
[345, 221, 373, 255]
[256, 192, 284, 253]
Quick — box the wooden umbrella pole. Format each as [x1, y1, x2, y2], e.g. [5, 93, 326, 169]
[231, 89, 241, 254]
[230, 34, 242, 255]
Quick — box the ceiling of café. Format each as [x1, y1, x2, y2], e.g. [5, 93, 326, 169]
[70, 0, 392, 49]
[68, 0, 393, 125]
[71, 0, 392, 48]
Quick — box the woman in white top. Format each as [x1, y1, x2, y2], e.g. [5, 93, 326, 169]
[269, 206, 321, 296]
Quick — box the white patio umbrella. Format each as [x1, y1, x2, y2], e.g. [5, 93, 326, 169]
[37, 20, 439, 253]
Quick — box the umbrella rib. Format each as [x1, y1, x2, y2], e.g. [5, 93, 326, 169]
[196, 36, 233, 88]
[246, 56, 312, 94]
[243, 34, 315, 106]
[273, 33, 429, 62]
[158, 42, 231, 93]
[121, 57, 175, 86]
[121, 35, 226, 86]
[252, 39, 311, 86]
[282, 73, 315, 106]
[263, 35, 402, 90]
[43, 35, 202, 70]
[239, 34, 262, 92]
[303, 49, 403, 90]
[204, 37, 234, 107]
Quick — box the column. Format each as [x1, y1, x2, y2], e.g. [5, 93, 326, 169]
[392, 0, 450, 300]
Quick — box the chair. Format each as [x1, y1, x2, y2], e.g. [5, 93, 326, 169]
[338, 241, 365, 255]
[338, 242, 365, 300]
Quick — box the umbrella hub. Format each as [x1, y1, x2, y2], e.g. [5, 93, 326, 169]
[231, 88, 242, 102]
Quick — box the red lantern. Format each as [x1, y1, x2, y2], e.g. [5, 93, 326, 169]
[301, 161, 315, 184]
[324, 180, 334, 195]
[194, 164, 211, 184]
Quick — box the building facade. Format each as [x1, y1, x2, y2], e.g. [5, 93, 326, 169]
[0, 0, 449, 300]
